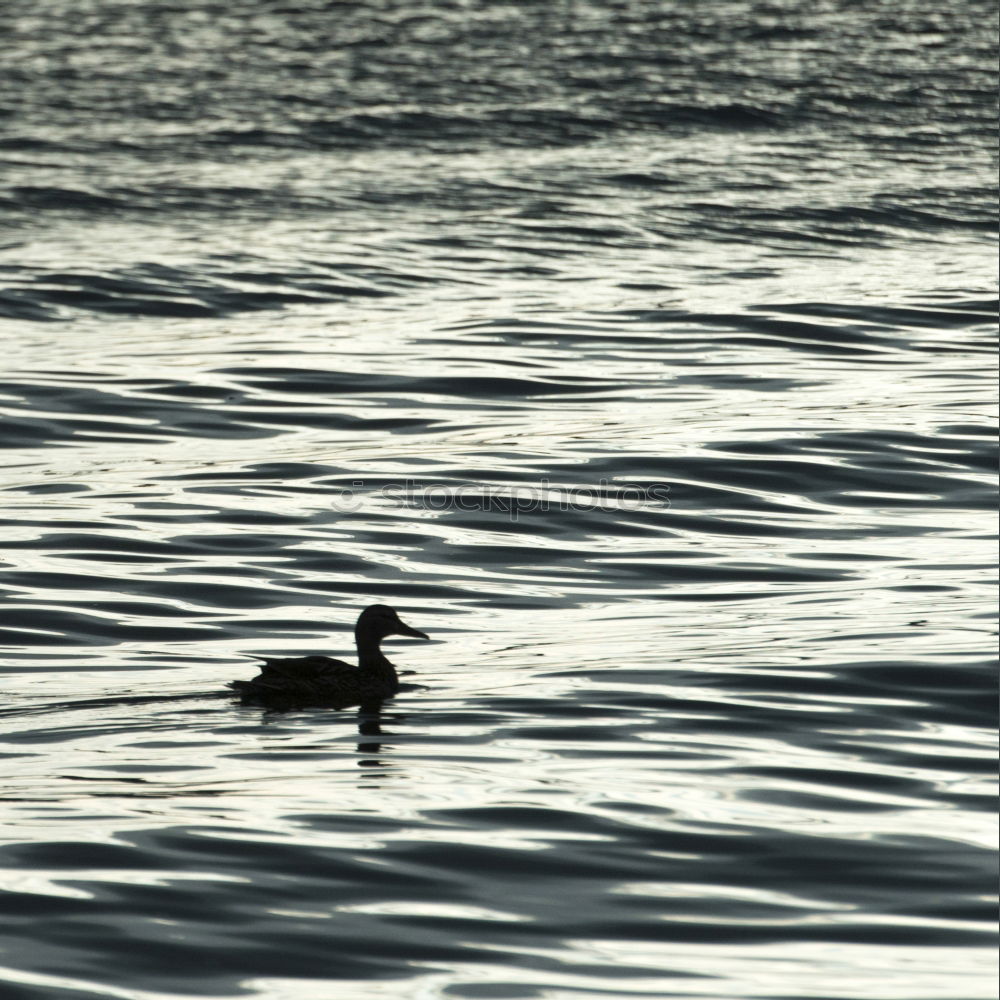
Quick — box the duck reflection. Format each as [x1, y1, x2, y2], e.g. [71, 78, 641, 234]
[355, 700, 391, 763]
[246, 692, 418, 774]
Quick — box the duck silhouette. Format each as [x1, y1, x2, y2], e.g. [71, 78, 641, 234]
[229, 604, 429, 707]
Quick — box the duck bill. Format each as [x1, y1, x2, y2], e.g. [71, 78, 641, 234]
[395, 620, 429, 640]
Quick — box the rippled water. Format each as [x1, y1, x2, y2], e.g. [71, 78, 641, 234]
[1, 2, 997, 998]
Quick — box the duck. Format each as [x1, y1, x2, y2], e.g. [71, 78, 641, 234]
[228, 604, 429, 707]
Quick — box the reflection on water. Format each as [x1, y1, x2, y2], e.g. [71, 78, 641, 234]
[1, 0, 997, 997]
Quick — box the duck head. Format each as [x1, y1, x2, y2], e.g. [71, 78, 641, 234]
[356, 604, 429, 643]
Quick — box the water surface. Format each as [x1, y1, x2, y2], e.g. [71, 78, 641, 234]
[0, 2, 997, 998]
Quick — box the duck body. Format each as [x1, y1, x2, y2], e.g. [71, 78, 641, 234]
[230, 653, 400, 706]
[228, 604, 428, 707]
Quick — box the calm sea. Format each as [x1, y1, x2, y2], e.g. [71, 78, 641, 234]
[1, 2, 997, 998]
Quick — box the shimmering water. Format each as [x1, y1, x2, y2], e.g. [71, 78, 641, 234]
[1, 2, 997, 998]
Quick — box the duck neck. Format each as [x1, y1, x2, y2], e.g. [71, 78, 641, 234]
[355, 631, 394, 675]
